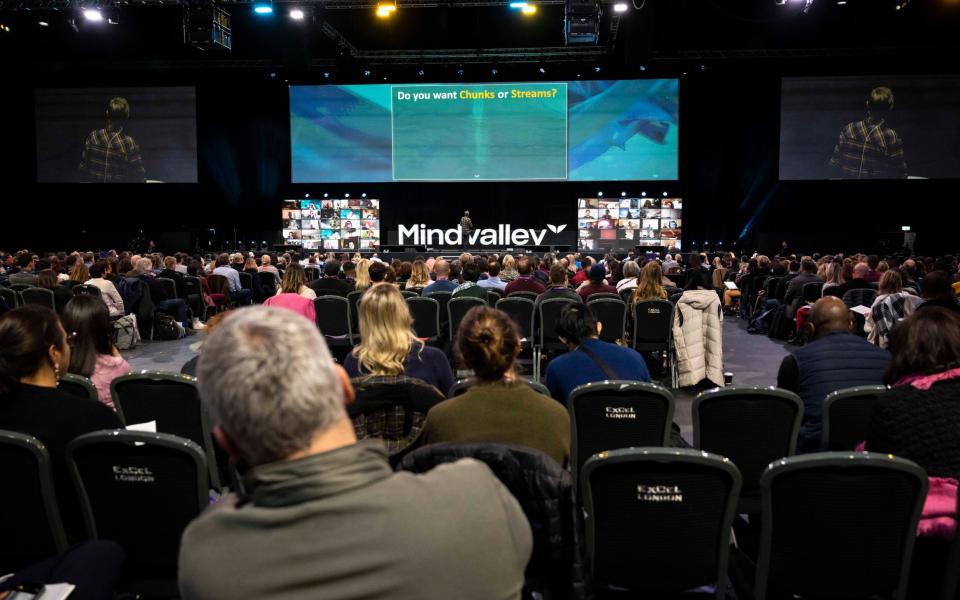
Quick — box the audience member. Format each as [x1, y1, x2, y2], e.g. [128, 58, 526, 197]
[533, 264, 581, 316]
[916, 271, 960, 315]
[404, 259, 431, 291]
[259, 254, 281, 285]
[477, 261, 507, 292]
[8, 253, 38, 286]
[777, 297, 891, 452]
[368, 261, 389, 285]
[212, 253, 252, 305]
[343, 284, 453, 393]
[783, 258, 822, 314]
[134, 257, 193, 332]
[180, 312, 228, 377]
[830, 262, 873, 299]
[421, 306, 570, 467]
[577, 264, 617, 301]
[864, 255, 881, 283]
[354, 258, 372, 291]
[61, 295, 132, 409]
[273, 263, 316, 300]
[180, 306, 531, 600]
[452, 261, 488, 301]
[311, 260, 354, 297]
[86, 261, 124, 317]
[866, 270, 921, 348]
[499, 255, 519, 282]
[37, 268, 74, 314]
[0, 305, 122, 539]
[616, 260, 641, 292]
[423, 260, 458, 295]
[504, 258, 546, 296]
[546, 304, 651, 404]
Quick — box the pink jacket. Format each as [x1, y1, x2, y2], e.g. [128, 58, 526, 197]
[263, 293, 316, 323]
[91, 354, 132, 409]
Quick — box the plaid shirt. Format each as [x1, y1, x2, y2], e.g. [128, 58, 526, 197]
[830, 116, 907, 179]
[80, 127, 145, 183]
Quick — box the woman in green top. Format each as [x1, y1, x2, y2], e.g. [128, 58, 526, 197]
[420, 306, 570, 467]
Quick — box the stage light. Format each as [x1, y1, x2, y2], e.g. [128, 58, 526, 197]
[538, 67, 546, 74]
[598, 191, 603, 197]
[375, 2, 396, 18]
[323, 193, 329, 198]
[363, 70, 371, 76]
[344, 193, 350, 198]
[662, 191, 668, 197]
[289, 8, 304, 20]
[491, 68, 498, 75]
[361, 193, 367, 198]
[323, 72, 330, 78]
[509, 1, 528, 7]
[417, 69, 425, 76]
[620, 192, 626, 197]
[38, 20, 49, 26]
[253, 3, 273, 15]
[0, 23, 10, 32]
[594, 66, 601, 72]
[613, 2, 628, 12]
[456, 68, 464, 76]
[305, 193, 310, 198]
[521, 4, 537, 14]
[641, 191, 647, 197]
[83, 8, 103, 21]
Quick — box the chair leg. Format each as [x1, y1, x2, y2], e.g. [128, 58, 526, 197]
[532, 347, 541, 382]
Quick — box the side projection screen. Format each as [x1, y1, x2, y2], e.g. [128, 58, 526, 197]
[290, 79, 679, 182]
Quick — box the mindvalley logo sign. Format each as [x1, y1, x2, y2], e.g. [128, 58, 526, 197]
[398, 224, 568, 247]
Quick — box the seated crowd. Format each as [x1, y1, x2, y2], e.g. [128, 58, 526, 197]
[1, 244, 959, 598]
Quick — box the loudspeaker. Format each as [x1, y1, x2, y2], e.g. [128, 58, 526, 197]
[565, 0, 601, 44]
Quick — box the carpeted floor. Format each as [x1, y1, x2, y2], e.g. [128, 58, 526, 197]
[124, 315, 793, 444]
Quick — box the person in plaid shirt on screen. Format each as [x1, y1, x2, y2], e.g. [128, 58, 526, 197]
[830, 86, 908, 180]
[79, 96, 146, 183]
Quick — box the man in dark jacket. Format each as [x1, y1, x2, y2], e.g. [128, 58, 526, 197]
[180, 307, 531, 600]
[777, 297, 890, 453]
[311, 260, 354, 297]
[783, 258, 822, 315]
[828, 262, 874, 299]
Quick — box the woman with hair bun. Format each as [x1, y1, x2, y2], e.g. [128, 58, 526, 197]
[420, 306, 570, 467]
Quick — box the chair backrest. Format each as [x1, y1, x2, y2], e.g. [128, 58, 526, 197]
[399, 289, 419, 299]
[110, 372, 220, 489]
[448, 297, 487, 341]
[207, 274, 230, 295]
[67, 431, 207, 583]
[346, 289, 364, 330]
[774, 276, 791, 302]
[632, 299, 673, 351]
[59, 373, 99, 402]
[668, 291, 683, 304]
[0, 286, 19, 308]
[399, 442, 578, 599]
[256, 271, 277, 296]
[496, 296, 535, 340]
[486, 289, 503, 306]
[843, 288, 878, 309]
[424, 291, 452, 326]
[582, 448, 741, 598]
[406, 296, 441, 340]
[348, 375, 446, 454]
[314, 295, 353, 340]
[448, 377, 550, 398]
[155, 277, 177, 300]
[568, 381, 674, 484]
[303, 266, 319, 282]
[9, 283, 31, 292]
[72, 283, 102, 298]
[802, 281, 823, 303]
[183, 275, 202, 298]
[0, 430, 68, 572]
[239, 270, 254, 291]
[20, 287, 55, 310]
[693, 386, 803, 508]
[587, 298, 627, 343]
[509, 290, 540, 302]
[821, 385, 888, 451]
[538, 297, 578, 347]
[756, 452, 927, 600]
[618, 288, 634, 303]
[586, 292, 620, 302]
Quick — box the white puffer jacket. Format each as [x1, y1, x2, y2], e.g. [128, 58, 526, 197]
[672, 290, 724, 388]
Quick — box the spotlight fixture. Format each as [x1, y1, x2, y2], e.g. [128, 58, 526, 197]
[38, 19, 49, 26]
[0, 23, 10, 32]
[620, 192, 626, 197]
[305, 193, 310, 198]
[456, 68, 464, 77]
[597, 191, 603, 197]
[361, 193, 367, 198]
[82, 8, 103, 21]
[491, 68, 498, 75]
[323, 71, 330, 78]
[323, 193, 329, 198]
[538, 67, 546, 74]
[641, 191, 647, 197]
[613, 2, 628, 12]
[521, 3, 537, 14]
[344, 193, 350, 198]
[253, 2, 273, 14]
[662, 191, 668, 197]
[417, 69, 425, 76]
[289, 8, 304, 20]
[363, 69, 371, 76]
[375, 1, 396, 17]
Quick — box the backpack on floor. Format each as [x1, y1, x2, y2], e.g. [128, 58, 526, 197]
[747, 307, 775, 335]
[155, 313, 185, 340]
[112, 314, 141, 350]
[767, 304, 794, 341]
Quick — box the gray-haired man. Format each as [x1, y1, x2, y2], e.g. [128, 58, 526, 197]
[178, 306, 531, 600]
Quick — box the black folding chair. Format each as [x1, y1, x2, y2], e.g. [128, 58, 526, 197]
[509, 290, 540, 302]
[568, 381, 674, 493]
[155, 277, 178, 299]
[110, 372, 222, 490]
[256, 271, 278, 299]
[0, 430, 68, 573]
[400, 290, 419, 300]
[581, 448, 741, 599]
[486, 289, 503, 307]
[632, 299, 677, 387]
[693, 386, 803, 514]
[535, 297, 579, 381]
[59, 373, 99, 402]
[406, 296, 441, 342]
[314, 295, 354, 346]
[67, 430, 207, 598]
[843, 288, 878, 337]
[668, 291, 683, 304]
[618, 288, 634, 303]
[20, 287, 55, 310]
[183, 275, 213, 320]
[497, 296, 535, 341]
[585, 292, 620, 302]
[587, 297, 627, 344]
[237, 271, 254, 293]
[755, 452, 927, 600]
[448, 377, 550, 398]
[0, 286, 19, 308]
[448, 297, 486, 342]
[821, 385, 888, 451]
[423, 291, 452, 335]
[347, 290, 364, 333]
[72, 284, 102, 298]
[9, 283, 31, 293]
[303, 266, 320, 283]
[802, 281, 823, 304]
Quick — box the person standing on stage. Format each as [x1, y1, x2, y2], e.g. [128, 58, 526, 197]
[829, 86, 907, 180]
[459, 211, 474, 250]
[80, 97, 146, 183]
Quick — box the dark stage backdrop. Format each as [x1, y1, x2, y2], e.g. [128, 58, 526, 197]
[1, 65, 959, 256]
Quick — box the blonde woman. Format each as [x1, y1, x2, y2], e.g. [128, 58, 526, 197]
[631, 261, 669, 303]
[343, 283, 453, 392]
[354, 258, 372, 291]
[274, 263, 316, 299]
[405, 259, 431, 290]
[499, 255, 519, 282]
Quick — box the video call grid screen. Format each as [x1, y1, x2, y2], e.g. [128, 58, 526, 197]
[35, 87, 199, 183]
[577, 197, 682, 252]
[282, 199, 380, 251]
[290, 79, 679, 183]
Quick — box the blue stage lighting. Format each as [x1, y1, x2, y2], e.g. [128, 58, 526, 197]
[253, 3, 273, 15]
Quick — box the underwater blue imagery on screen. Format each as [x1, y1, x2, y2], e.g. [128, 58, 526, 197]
[290, 78, 678, 183]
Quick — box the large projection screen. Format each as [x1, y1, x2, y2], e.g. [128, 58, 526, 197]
[290, 79, 679, 183]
